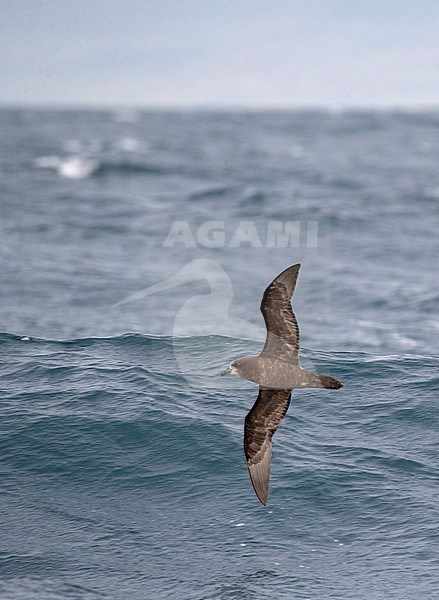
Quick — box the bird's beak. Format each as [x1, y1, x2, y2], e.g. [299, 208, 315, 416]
[221, 367, 232, 376]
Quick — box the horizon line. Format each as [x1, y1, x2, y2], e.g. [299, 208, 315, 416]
[1, 101, 439, 113]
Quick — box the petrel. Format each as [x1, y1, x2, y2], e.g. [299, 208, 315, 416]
[221, 264, 343, 505]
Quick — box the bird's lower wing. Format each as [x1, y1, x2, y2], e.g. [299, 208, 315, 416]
[244, 387, 292, 505]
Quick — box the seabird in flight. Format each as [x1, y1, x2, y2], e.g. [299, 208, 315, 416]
[221, 264, 343, 505]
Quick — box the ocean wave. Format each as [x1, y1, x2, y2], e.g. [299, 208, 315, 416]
[1, 332, 437, 489]
[33, 155, 166, 179]
[3, 106, 439, 598]
[1, 330, 437, 599]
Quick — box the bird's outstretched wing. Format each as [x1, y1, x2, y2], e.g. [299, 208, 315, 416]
[260, 263, 301, 364]
[244, 387, 292, 505]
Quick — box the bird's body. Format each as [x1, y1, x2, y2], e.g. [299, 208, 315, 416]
[221, 263, 343, 506]
[226, 356, 341, 390]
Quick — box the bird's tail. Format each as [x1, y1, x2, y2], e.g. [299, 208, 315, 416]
[303, 372, 343, 389]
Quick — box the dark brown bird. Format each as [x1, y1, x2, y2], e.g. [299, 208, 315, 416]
[221, 264, 343, 505]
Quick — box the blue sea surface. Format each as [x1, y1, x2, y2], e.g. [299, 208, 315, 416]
[0, 109, 438, 599]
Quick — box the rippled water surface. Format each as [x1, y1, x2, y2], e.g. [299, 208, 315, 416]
[0, 109, 438, 599]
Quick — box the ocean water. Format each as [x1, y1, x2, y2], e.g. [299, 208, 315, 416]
[0, 108, 438, 599]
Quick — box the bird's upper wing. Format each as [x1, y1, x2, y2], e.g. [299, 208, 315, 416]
[244, 387, 292, 506]
[259, 263, 301, 364]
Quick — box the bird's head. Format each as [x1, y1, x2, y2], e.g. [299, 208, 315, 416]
[221, 358, 251, 377]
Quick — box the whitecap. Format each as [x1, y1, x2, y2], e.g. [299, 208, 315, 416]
[33, 154, 98, 179]
[58, 156, 99, 179]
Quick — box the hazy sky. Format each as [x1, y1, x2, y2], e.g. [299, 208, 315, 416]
[2, 0, 438, 108]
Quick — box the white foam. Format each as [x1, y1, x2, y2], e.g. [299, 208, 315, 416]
[58, 156, 99, 179]
[34, 154, 98, 179]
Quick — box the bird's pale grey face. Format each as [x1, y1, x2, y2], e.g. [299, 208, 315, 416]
[221, 358, 249, 377]
[221, 361, 238, 377]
